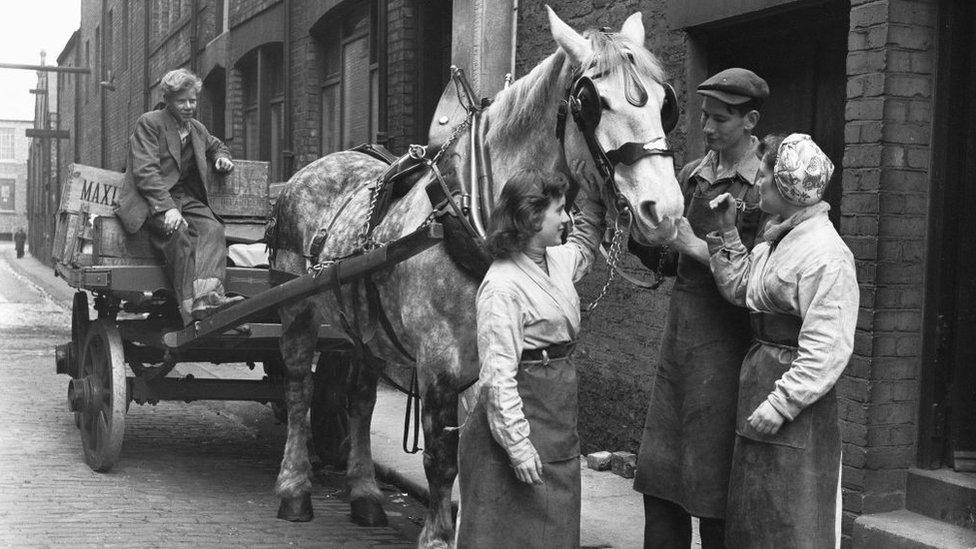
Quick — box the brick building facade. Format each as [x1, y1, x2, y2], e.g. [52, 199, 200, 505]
[31, 0, 972, 545]
[0, 119, 32, 240]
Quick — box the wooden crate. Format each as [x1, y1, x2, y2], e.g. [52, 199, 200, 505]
[207, 160, 270, 219]
[92, 216, 159, 266]
[58, 164, 124, 217]
[52, 211, 94, 267]
[53, 164, 126, 267]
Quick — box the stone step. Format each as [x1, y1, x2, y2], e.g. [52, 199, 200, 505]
[907, 467, 976, 529]
[853, 509, 976, 549]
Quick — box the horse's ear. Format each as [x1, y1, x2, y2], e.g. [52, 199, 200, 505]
[620, 12, 645, 47]
[547, 5, 590, 64]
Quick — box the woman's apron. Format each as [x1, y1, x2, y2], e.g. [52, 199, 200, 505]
[725, 313, 841, 549]
[457, 345, 581, 549]
[634, 175, 761, 518]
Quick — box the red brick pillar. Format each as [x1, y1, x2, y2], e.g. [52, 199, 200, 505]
[839, 0, 938, 543]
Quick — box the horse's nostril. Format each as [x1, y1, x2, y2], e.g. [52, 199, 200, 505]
[639, 201, 659, 226]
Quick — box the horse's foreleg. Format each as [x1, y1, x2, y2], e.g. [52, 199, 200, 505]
[345, 359, 388, 526]
[417, 374, 459, 549]
[275, 307, 317, 522]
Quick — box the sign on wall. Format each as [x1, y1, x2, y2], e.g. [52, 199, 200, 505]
[0, 179, 14, 211]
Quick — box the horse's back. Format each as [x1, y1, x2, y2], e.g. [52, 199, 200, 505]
[272, 151, 388, 262]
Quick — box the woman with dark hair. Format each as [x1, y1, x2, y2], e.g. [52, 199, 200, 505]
[456, 169, 605, 548]
[708, 133, 857, 548]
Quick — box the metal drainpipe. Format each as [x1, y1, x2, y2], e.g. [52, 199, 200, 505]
[100, 0, 107, 168]
[190, 0, 199, 73]
[143, 1, 150, 112]
[282, 0, 293, 177]
[510, 0, 518, 78]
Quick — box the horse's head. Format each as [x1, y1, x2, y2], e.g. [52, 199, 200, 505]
[548, 7, 683, 244]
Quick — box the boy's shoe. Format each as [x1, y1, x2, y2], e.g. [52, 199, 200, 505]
[190, 292, 245, 321]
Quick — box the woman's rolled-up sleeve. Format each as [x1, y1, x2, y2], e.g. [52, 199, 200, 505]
[476, 289, 536, 466]
[565, 191, 606, 282]
[707, 227, 753, 307]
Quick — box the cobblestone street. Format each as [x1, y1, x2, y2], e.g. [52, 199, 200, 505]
[0, 247, 425, 548]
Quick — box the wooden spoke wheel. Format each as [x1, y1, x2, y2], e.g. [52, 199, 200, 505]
[70, 292, 90, 428]
[68, 319, 127, 472]
[70, 292, 90, 377]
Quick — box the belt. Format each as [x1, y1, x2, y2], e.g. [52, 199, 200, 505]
[750, 312, 801, 350]
[521, 342, 576, 365]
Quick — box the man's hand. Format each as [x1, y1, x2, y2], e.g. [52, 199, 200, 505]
[162, 208, 187, 234]
[708, 192, 738, 232]
[513, 452, 544, 485]
[214, 157, 234, 173]
[748, 400, 786, 435]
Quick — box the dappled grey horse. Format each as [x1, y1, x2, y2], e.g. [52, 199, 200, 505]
[267, 7, 683, 548]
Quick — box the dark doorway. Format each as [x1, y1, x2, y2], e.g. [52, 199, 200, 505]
[201, 67, 226, 141]
[689, 0, 848, 226]
[919, 0, 976, 471]
[416, 0, 453, 144]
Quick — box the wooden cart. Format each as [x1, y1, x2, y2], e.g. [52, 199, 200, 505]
[52, 163, 442, 472]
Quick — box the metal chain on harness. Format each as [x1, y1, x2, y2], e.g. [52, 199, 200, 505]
[586, 211, 626, 313]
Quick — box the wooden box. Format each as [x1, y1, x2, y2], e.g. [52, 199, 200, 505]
[53, 164, 126, 266]
[92, 216, 159, 266]
[58, 164, 124, 217]
[53, 210, 93, 267]
[207, 160, 270, 219]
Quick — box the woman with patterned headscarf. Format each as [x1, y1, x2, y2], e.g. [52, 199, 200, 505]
[706, 133, 857, 548]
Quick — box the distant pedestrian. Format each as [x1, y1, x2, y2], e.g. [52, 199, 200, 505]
[456, 170, 604, 548]
[13, 227, 26, 258]
[630, 67, 770, 549]
[708, 133, 857, 548]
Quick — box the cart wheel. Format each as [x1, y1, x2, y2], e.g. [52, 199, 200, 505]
[311, 352, 350, 468]
[71, 292, 90, 376]
[68, 319, 127, 472]
[71, 292, 90, 428]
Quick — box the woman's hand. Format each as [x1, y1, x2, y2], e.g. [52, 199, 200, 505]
[513, 452, 544, 485]
[214, 157, 234, 173]
[748, 400, 786, 435]
[708, 192, 738, 232]
[162, 208, 187, 234]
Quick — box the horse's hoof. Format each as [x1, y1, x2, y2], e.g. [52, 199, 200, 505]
[350, 497, 388, 526]
[277, 493, 314, 522]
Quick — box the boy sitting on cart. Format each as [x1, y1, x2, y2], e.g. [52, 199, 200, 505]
[114, 68, 243, 325]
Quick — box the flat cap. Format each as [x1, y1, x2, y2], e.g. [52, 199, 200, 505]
[696, 68, 769, 105]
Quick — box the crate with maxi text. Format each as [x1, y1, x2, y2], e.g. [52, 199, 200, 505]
[53, 164, 126, 266]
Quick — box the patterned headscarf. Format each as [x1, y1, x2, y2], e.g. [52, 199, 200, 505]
[773, 134, 834, 206]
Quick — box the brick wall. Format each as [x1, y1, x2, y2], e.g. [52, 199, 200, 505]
[516, 0, 687, 454]
[0, 120, 31, 238]
[838, 0, 938, 540]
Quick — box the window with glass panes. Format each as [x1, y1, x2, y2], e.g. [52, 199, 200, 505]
[0, 128, 14, 160]
[238, 44, 285, 180]
[314, 2, 381, 154]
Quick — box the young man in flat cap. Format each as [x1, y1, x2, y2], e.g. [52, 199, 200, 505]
[630, 67, 770, 549]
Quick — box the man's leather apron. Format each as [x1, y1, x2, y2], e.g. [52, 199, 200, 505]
[457, 344, 581, 549]
[634, 173, 761, 518]
[725, 313, 841, 549]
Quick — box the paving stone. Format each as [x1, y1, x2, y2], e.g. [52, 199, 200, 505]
[0, 250, 422, 547]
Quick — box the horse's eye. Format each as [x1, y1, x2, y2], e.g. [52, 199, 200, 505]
[626, 53, 635, 64]
[600, 97, 611, 110]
